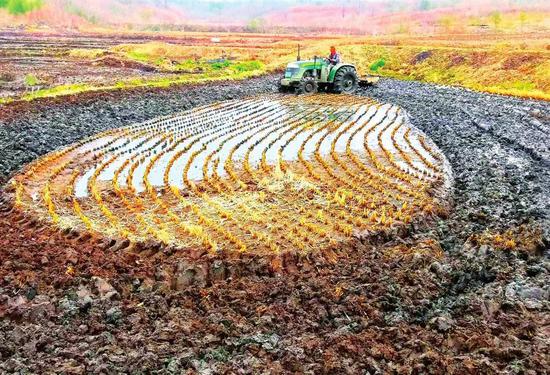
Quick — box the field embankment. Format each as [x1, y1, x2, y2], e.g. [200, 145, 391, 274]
[0, 31, 548, 103]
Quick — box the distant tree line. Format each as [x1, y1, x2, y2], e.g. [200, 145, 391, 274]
[0, 0, 43, 15]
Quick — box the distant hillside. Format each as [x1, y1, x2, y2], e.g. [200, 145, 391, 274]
[0, 0, 187, 28]
[260, 0, 550, 34]
[0, 0, 549, 33]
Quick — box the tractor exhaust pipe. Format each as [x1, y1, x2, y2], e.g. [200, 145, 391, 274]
[313, 56, 317, 78]
[297, 45, 301, 61]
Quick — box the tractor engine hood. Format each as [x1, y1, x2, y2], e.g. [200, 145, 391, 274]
[286, 59, 325, 68]
[284, 60, 326, 79]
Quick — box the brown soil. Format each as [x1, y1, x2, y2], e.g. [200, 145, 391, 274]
[0, 196, 548, 374]
[448, 53, 466, 67]
[1, 76, 548, 374]
[411, 50, 433, 64]
[501, 54, 543, 70]
[470, 51, 491, 68]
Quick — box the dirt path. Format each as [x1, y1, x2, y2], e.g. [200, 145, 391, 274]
[0, 77, 548, 373]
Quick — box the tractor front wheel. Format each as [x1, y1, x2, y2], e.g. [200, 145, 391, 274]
[278, 81, 292, 93]
[296, 76, 318, 95]
[332, 66, 359, 94]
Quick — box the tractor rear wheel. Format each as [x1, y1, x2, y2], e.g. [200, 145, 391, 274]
[296, 76, 318, 95]
[332, 66, 359, 94]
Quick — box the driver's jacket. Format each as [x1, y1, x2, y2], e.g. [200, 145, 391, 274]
[328, 52, 341, 65]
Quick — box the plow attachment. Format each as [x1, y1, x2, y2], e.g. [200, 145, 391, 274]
[359, 75, 380, 87]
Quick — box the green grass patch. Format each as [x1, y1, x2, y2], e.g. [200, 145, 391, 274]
[232, 60, 263, 73]
[502, 80, 536, 91]
[210, 60, 231, 70]
[175, 59, 198, 71]
[24, 74, 39, 87]
[21, 83, 92, 101]
[369, 58, 386, 72]
[126, 50, 151, 63]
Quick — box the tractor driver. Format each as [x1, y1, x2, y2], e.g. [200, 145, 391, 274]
[327, 46, 341, 65]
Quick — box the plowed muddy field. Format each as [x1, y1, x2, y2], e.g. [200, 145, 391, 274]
[0, 75, 548, 374]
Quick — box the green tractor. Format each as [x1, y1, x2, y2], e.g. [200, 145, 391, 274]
[279, 49, 378, 94]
